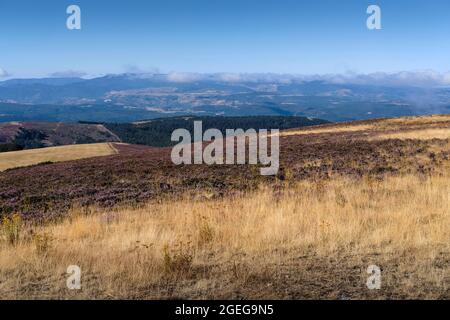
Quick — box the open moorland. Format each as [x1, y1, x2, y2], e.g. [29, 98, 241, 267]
[0, 115, 449, 299]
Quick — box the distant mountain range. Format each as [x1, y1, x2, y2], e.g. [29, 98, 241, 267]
[1, 73, 449, 123]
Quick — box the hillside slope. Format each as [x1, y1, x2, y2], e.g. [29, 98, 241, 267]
[0, 114, 449, 299]
[1, 114, 449, 220]
[0, 116, 329, 151]
[0, 122, 120, 151]
[0, 143, 118, 172]
[105, 115, 329, 147]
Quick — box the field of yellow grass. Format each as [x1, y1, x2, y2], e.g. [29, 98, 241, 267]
[0, 143, 117, 171]
[370, 128, 450, 141]
[280, 124, 373, 136]
[281, 114, 450, 139]
[381, 114, 450, 125]
[1, 173, 448, 299]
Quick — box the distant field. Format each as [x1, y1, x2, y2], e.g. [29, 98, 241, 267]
[370, 128, 450, 141]
[0, 143, 117, 171]
[281, 124, 373, 136]
[281, 114, 450, 140]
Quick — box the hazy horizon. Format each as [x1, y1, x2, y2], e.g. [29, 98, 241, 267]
[2, 70, 450, 88]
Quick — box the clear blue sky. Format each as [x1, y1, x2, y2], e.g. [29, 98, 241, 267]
[1, 0, 450, 78]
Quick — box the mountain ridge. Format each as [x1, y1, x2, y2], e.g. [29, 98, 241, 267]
[1, 74, 449, 123]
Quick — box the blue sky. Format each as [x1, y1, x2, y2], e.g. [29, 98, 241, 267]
[1, 0, 450, 78]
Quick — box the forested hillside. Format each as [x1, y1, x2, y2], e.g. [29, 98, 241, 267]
[105, 116, 330, 147]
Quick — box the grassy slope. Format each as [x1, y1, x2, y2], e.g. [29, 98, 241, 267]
[0, 174, 448, 299]
[0, 143, 117, 172]
[1, 114, 450, 299]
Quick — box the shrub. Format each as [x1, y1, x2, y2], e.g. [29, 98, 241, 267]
[335, 190, 348, 207]
[33, 232, 53, 254]
[197, 216, 214, 246]
[162, 242, 193, 277]
[1, 213, 22, 246]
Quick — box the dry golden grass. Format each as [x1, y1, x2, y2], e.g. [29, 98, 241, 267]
[380, 114, 450, 125]
[370, 128, 450, 141]
[280, 124, 373, 136]
[280, 114, 450, 138]
[1, 173, 448, 299]
[0, 143, 117, 171]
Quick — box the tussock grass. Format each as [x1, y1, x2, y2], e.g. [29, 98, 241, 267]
[0, 143, 117, 171]
[0, 174, 448, 299]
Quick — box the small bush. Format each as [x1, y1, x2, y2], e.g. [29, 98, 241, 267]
[163, 242, 193, 277]
[232, 261, 251, 283]
[197, 216, 214, 246]
[335, 190, 348, 207]
[277, 167, 293, 181]
[33, 232, 53, 254]
[1, 213, 22, 245]
[36, 161, 54, 166]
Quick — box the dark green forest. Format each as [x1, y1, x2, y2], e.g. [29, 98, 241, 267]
[105, 116, 329, 147]
[0, 116, 329, 152]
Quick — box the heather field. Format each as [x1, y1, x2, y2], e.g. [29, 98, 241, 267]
[1, 116, 450, 221]
[0, 115, 450, 299]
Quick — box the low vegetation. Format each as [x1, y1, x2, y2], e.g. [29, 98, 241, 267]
[0, 174, 448, 299]
[0, 115, 449, 299]
[370, 128, 450, 141]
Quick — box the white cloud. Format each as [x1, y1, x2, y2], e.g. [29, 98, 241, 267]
[215, 73, 243, 83]
[162, 71, 450, 87]
[303, 71, 450, 87]
[165, 72, 298, 84]
[0, 67, 10, 78]
[166, 72, 204, 82]
[6, 68, 450, 87]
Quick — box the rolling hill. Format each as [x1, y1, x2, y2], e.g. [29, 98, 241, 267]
[0, 114, 449, 299]
[0, 116, 329, 151]
[1, 114, 449, 219]
[0, 121, 120, 152]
